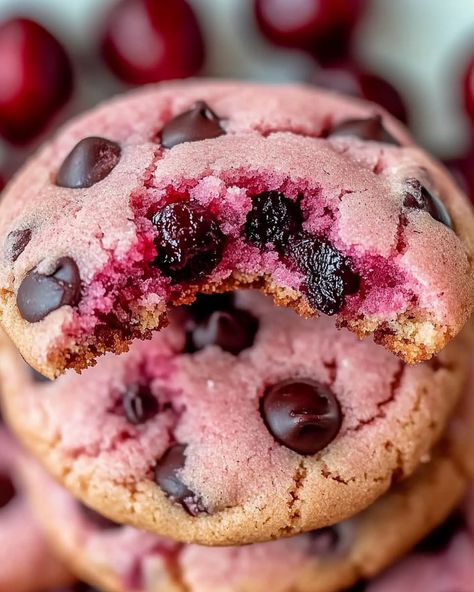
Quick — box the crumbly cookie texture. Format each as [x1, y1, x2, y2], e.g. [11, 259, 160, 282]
[20, 368, 474, 592]
[0, 428, 72, 592]
[0, 81, 473, 378]
[1, 292, 471, 545]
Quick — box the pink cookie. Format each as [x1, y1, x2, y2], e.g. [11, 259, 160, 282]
[0, 81, 473, 378]
[19, 372, 474, 592]
[0, 426, 72, 592]
[1, 291, 471, 545]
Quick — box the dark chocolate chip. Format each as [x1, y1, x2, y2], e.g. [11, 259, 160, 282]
[403, 178, 453, 228]
[327, 114, 400, 145]
[122, 384, 159, 425]
[160, 101, 225, 149]
[186, 308, 258, 355]
[415, 510, 465, 554]
[188, 292, 236, 321]
[78, 502, 122, 530]
[17, 256, 81, 322]
[245, 191, 303, 251]
[0, 472, 16, 509]
[261, 378, 342, 455]
[56, 137, 121, 188]
[5, 228, 32, 261]
[154, 444, 205, 516]
[288, 234, 359, 315]
[152, 201, 225, 282]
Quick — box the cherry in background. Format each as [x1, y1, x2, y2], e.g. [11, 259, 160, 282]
[313, 62, 409, 124]
[0, 18, 73, 144]
[101, 0, 205, 85]
[462, 56, 474, 126]
[254, 0, 366, 64]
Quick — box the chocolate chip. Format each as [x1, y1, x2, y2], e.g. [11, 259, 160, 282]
[0, 472, 16, 509]
[154, 444, 205, 516]
[186, 308, 258, 355]
[188, 292, 236, 321]
[122, 384, 159, 425]
[288, 235, 359, 315]
[261, 379, 342, 455]
[415, 510, 465, 553]
[160, 101, 225, 149]
[327, 114, 400, 145]
[56, 137, 121, 188]
[245, 191, 303, 251]
[152, 201, 225, 282]
[78, 502, 121, 530]
[403, 178, 453, 228]
[17, 256, 81, 322]
[5, 228, 32, 261]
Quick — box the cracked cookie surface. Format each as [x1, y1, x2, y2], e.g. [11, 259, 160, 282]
[0, 291, 471, 545]
[19, 370, 474, 592]
[0, 81, 473, 378]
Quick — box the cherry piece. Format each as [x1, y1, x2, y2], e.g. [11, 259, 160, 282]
[0, 18, 73, 143]
[313, 63, 408, 123]
[152, 201, 225, 282]
[254, 0, 366, 64]
[245, 191, 303, 251]
[0, 472, 16, 509]
[101, 0, 205, 85]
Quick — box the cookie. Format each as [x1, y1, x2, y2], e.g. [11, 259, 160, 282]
[19, 372, 474, 592]
[0, 425, 72, 592]
[0, 81, 472, 378]
[366, 487, 474, 592]
[1, 291, 471, 545]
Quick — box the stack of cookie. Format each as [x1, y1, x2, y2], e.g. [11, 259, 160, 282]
[0, 81, 473, 592]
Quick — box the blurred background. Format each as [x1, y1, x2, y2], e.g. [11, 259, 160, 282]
[0, 0, 474, 195]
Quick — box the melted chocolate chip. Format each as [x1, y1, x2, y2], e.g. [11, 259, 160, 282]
[288, 235, 359, 315]
[403, 178, 453, 228]
[261, 379, 342, 455]
[154, 444, 205, 516]
[17, 257, 81, 322]
[160, 101, 225, 149]
[56, 137, 121, 188]
[122, 384, 159, 425]
[5, 228, 32, 261]
[327, 114, 400, 145]
[0, 472, 16, 509]
[186, 308, 258, 355]
[79, 502, 122, 530]
[152, 201, 225, 282]
[415, 510, 465, 553]
[245, 191, 303, 250]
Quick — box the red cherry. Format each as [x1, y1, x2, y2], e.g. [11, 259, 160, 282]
[101, 0, 205, 85]
[313, 62, 408, 123]
[444, 147, 474, 201]
[0, 18, 73, 144]
[254, 0, 366, 63]
[462, 56, 474, 125]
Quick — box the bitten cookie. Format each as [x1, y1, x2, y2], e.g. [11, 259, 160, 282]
[19, 372, 474, 592]
[1, 291, 471, 545]
[0, 426, 72, 592]
[0, 81, 473, 378]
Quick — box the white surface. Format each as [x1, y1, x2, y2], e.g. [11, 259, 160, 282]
[1, 0, 473, 153]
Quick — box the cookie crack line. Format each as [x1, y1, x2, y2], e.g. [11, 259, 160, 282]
[278, 460, 308, 537]
[345, 362, 406, 434]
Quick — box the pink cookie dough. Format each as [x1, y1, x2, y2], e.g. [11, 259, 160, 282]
[0, 81, 473, 378]
[0, 426, 72, 591]
[1, 291, 471, 545]
[19, 368, 474, 592]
